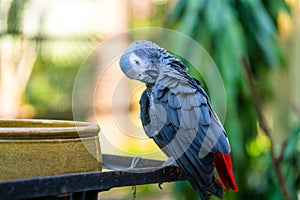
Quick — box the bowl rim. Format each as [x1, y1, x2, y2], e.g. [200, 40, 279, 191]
[0, 119, 100, 140]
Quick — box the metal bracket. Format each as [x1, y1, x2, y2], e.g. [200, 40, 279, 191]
[0, 154, 186, 200]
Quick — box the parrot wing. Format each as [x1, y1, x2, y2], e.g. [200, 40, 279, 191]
[150, 68, 231, 155]
[139, 69, 237, 199]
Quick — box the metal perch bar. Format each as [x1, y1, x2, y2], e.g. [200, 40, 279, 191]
[0, 154, 187, 200]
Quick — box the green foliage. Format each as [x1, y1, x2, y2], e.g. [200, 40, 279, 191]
[166, 0, 296, 199]
[282, 126, 300, 199]
[1, 0, 101, 120]
[25, 56, 79, 120]
[175, 180, 200, 200]
[25, 36, 98, 120]
[6, 0, 29, 34]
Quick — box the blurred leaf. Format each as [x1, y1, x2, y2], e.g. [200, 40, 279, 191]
[177, 0, 204, 38]
[283, 126, 300, 160]
[235, 0, 285, 68]
[262, 0, 292, 24]
[168, 0, 186, 24]
[7, 0, 29, 34]
[281, 127, 300, 199]
[175, 181, 200, 200]
[167, 0, 290, 199]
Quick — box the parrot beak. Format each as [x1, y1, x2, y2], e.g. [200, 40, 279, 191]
[139, 66, 159, 83]
[122, 62, 158, 84]
[136, 69, 158, 84]
[145, 69, 159, 78]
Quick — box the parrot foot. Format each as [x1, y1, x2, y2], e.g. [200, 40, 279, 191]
[127, 156, 141, 169]
[158, 182, 163, 190]
[162, 157, 178, 167]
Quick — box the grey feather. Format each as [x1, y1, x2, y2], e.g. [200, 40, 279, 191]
[199, 104, 211, 125]
[159, 91, 169, 102]
[121, 40, 232, 200]
[153, 86, 165, 99]
[167, 92, 181, 109]
[181, 109, 199, 129]
[166, 104, 180, 128]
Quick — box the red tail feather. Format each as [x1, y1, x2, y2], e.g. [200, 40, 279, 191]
[214, 153, 238, 192]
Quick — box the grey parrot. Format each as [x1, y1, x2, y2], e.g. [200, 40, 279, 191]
[119, 40, 238, 200]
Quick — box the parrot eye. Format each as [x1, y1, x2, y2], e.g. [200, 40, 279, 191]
[134, 60, 140, 65]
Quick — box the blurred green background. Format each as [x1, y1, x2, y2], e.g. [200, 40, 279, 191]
[0, 0, 299, 199]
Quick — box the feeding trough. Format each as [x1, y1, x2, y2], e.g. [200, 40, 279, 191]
[0, 119, 186, 200]
[0, 119, 102, 181]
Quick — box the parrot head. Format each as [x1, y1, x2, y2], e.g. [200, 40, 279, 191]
[119, 40, 163, 84]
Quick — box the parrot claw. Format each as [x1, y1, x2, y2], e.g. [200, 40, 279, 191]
[127, 156, 141, 169]
[162, 157, 178, 167]
[158, 182, 163, 190]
